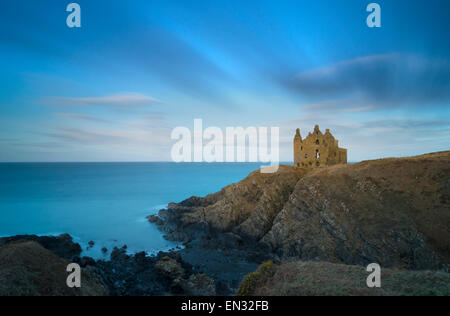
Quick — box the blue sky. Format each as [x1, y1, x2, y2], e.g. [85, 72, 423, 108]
[0, 0, 449, 162]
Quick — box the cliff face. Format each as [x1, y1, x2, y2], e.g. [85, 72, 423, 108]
[152, 151, 450, 271]
[152, 165, 306, 243]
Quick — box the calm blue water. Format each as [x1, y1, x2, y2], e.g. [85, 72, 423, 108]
[0, 163, 261, 258]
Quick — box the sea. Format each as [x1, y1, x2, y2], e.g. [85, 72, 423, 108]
[0, 162, 263, 259]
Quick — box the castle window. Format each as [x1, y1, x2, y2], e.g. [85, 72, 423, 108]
[316, 149, 320, 160]
[316, 139, 320, 145]
[305, 153, 308, 158]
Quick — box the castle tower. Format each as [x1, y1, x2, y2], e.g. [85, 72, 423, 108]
[294, 126, 347, 168]
[293, 128, 302, 166]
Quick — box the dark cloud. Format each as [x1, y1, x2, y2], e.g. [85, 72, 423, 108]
[282, 54, 450, 110]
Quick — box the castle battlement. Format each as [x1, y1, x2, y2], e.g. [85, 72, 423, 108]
[294, 125, 347, 168]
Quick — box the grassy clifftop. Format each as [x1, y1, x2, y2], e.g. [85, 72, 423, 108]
[238, 260, 450, 296]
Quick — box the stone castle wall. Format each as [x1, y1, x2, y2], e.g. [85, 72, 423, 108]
[294, 125, 347, 168]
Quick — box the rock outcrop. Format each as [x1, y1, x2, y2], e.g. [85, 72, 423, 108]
[151, 165, 306, 245]
[179, 273, 217, 296]
[151, 151, 450, 271]
[155, 256, 186, 279]
[95, 247, 217, 296]
[0, 234, 82, 261]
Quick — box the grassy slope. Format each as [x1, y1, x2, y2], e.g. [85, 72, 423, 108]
[239, 260, 450, 296]
[0, 241, 108, 296]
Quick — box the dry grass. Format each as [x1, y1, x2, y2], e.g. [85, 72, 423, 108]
[0, 241, 108, 296]
[239, 260, 450, 296]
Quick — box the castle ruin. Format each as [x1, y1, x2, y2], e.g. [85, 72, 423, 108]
[294, 125, 347, 168]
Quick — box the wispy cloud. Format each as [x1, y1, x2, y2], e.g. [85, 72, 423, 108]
[281, 117, 450, 135]
[43, 125, 171, 148]
[47, 93, 160, 107]
[301, 99, 378, 114]
[44, 128, 128, 144]
[362, 118, 450, 134]
[8, 141, 67, 149]
[0, 137, 19, 142]
[55, 113, 110, 123]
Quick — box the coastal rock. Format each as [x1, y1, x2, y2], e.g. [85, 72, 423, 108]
[182, 273, 216, 296]
[171, 273, 216, 296]
[155, 256, 185, 279]
[95, 249, 198, 296]
[78, 256, 96, 267]
[147, 215, 164, 226]
[110, 247, 129, 262]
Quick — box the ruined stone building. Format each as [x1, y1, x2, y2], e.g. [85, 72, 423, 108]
[294, 125, 347, 168]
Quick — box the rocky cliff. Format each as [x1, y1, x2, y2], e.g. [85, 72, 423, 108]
[150, 165, 306, 244]
[151, 151, 450, 271]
